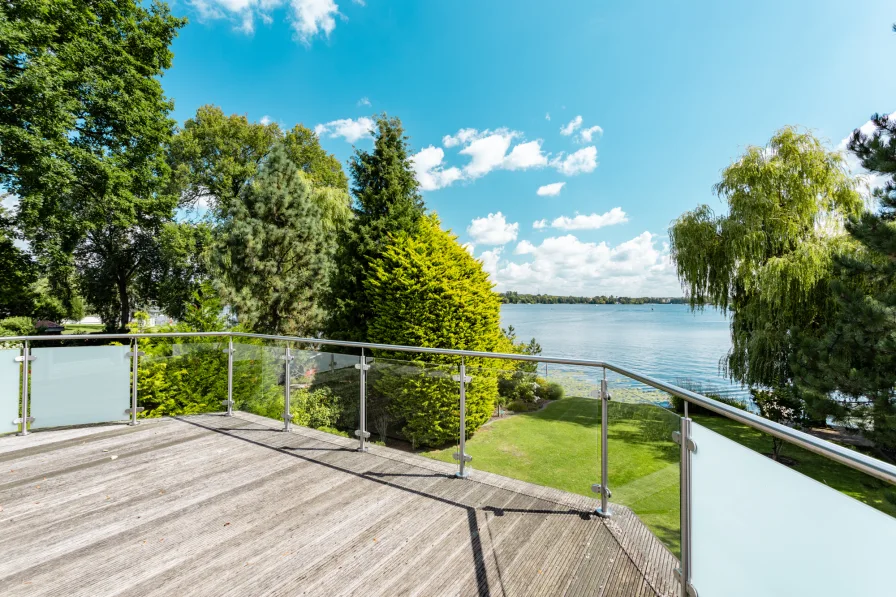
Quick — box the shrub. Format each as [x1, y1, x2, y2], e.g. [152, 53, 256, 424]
[508, 399, 537, 413]
[538, 381, 564, 401]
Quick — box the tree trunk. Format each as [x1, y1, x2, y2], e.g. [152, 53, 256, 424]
[118, 275, 129, 331]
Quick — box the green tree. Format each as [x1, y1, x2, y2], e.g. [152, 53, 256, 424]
[1, 0, 186, 330]
[794, 113, 896, 456]
[213, 144, 332, 336]
[326, 115, 425, 342]
[365, 215, 509, 447]
[670, 128, 862, 412]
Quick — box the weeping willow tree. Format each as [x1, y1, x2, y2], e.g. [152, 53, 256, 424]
[669, 127, 862, 415]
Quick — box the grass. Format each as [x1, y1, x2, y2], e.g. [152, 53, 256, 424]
[421, 396, 896, 557]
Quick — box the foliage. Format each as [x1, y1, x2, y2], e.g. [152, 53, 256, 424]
[365, 214, 509, 446]
[213, 144, 333, 336]
[167, 106, 350, 221]
[1, 1, 186, 331]
[0, 236, 38, 318]
[145, 222, 214, 321]
[538, 380, 565, 401]
[794, 113, 896, 456]
[751, 387, 809, 461]
[326, 115, 426, 342]
[669, 128, 862, 412]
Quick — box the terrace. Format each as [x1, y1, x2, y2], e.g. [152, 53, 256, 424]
[1, 331, 895, 597]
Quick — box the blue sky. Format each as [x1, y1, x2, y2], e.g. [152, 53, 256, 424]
[164, 0, 896, 296]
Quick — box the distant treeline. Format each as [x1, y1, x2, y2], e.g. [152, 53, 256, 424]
[499, 292, 687, 305]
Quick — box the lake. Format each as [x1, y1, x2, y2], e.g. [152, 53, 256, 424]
[500, 303, 747, 400]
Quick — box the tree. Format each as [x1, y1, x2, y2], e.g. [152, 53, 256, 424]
[365, 215, 509, 447]
[670, 128, 862, 410]
[326, 115, 426, 342]
[794, 113, 896, 456]
[213, 144, 332, 336]
[1, 0, 187, 330]
[167, 106, 349, 217]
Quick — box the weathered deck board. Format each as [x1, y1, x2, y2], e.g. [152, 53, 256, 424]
[0, 413, 678, 596]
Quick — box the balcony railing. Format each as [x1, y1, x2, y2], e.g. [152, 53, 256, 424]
[2, 330, 895, 597]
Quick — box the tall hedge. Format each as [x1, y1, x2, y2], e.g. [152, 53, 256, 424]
[365, 215, 511, 447]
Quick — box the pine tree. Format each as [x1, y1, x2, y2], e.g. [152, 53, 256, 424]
[213, 144, 332, 336]
[364, 215, 510, 447]
[794, 113, 896, 456]
[325, 115, 425, 342]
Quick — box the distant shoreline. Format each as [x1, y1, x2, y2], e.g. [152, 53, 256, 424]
[499, 292, 687, 306]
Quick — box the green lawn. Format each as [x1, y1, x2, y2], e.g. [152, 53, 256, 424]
[422, 396, 896, 556]
[62, 324, 105, 334]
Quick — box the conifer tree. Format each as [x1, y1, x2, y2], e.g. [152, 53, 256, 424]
[213, 144, 332, 336]
[795, 113, 896, 455]
[365, 215, 509, 447]
[326, 115, 425, 342]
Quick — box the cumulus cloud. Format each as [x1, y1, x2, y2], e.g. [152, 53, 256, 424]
[314, 116, 374, 142]
[460, 131, 518, 178]
[190, 0, 351, 44]
[578, 125, 603, 143]
[536, 182, 565, 196]
[551, 146, 598, 175]
[547, 208, 628, 230]
[478, 231, 680, 295]
[410, 146, 463, 191]
[260, 115, 272, 125]
[467, 212, 519, 246]
[442, 128, 484, 148]
[357, 97, 371, 107]
[503, 140, 548, 170]
[560, 115, 583, 136]
[532, 219, 548, 229]
[478, 247, 503, 280]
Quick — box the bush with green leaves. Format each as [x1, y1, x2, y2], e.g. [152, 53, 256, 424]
[537, 380, 565, 401]
[365, 215, 512, 447]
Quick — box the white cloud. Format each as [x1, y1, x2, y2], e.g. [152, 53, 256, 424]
[478, 231, 680, 296]
[462, 242, 475, 256]
[578, 125, 603, 143]
[514, 240, 537, 255]
[532, 219, 548, 229]
[548, 208, 628, 230]
[357, 97, 371, 107]
[536, 182, 565, 196]
[503, 140, 548, 170]
[410, 146, 463, 191]
[560, 115, 583, 136]
[478, 247, 502, 280]
[260, 115, 272, 125]
[551, 146, 598, 175]
[467, 212, 519, 246]
[314, 116, 374, 142]
[459, 130, 517, 178]
[442, 128, 483, 148]
[189, 0, 350, 45]
[545, 112, 551, 121]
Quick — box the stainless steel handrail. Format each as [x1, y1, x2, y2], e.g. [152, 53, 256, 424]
[3, 330, 896, 485]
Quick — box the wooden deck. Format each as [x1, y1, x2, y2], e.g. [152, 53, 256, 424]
[0, 412, 678, 596]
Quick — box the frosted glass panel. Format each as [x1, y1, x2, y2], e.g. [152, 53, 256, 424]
[0, 349, 20, 434]
[690, 422, 896, 596]
[31, 346, 131, 429]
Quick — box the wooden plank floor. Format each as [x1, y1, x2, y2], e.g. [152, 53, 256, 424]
[0, 412, 678, 597]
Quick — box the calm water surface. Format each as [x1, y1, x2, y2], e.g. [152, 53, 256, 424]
[500, 303, 745, 398]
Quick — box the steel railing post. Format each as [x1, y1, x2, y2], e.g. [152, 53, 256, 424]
[453, 358, 473, 478]
[593, 367, 611, 517]
[16, 340, 33, 436]
[225, 337, 234, 416]
[354, 348, 370, 452]
[282, 344, 293, 432]
[678, 415, 696, 597]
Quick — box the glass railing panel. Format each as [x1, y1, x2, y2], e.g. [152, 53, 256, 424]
[137, 339, 229, 417]
[30, 345, 131, 429]
[424, 359, 600, 498]
[287, 347, 360, 440]
[606, 390, 681, 555]
[366, 356, 458, 451]
[1, 348, 21, 434]
[690, 421, 896, 596]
